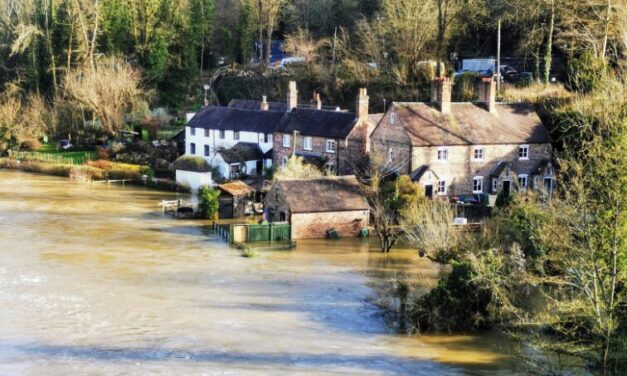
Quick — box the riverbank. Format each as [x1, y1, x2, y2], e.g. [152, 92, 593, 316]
[0, 169, 525, 375]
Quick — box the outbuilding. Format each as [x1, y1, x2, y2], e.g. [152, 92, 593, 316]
[218, 181, 256, 219]
[264, 176, 370, 239]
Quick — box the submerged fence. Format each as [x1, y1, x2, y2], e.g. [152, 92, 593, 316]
[213, 221, 294, 251]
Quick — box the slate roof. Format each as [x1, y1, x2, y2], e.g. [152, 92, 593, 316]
[411, 165, 437, 182]
[229, 99, 288, 112]
[390, 102, 551, 146]
[274, 108, 357, 139]
[276, 176, 369, 214]
[187, 106, 283, 133]
[217, 142, 265, 163]
[218, 181, 255, 196]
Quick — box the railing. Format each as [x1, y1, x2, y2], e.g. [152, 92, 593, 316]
[8, 150, 78, 165]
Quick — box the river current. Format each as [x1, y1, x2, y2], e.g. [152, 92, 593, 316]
[0, 170, 522, 375]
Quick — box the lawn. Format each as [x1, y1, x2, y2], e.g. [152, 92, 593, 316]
[36, 144, 98, 164]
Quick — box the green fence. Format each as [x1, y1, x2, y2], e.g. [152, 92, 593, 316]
[247, 223, 291, 242]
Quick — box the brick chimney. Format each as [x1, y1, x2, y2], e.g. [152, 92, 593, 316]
[477, 77, 497, 113]
[315, 93, 322, 110]
[260, 95, 269, 111]
[356, 88, 369, 123]
[431, 78, 452, 114]
[287, 81, 298, 111]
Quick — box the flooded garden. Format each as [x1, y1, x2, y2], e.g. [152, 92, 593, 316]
[0, 170, 523, 375]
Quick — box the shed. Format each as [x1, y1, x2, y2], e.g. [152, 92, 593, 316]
[217, 181, 255, 219]
[264, 176, 370, 239]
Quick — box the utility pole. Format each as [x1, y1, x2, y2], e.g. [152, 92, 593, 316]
[496, 19, 501, 92]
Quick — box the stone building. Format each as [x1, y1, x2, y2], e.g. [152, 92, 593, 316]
[371, 77, 554, 197]
[264, 176, 370, 239]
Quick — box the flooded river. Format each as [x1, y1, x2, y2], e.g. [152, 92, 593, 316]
[0, 170, 522, 375]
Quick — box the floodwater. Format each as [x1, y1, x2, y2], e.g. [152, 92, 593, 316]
[0, 170, 521, 375]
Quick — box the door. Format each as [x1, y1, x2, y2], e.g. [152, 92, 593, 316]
[502, 180, 511, 196]
[424, 185, 433, 199]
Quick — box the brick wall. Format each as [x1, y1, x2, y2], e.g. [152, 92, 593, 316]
[291, 210, 369, 239]
[370, 110, 413, 172]
[272, 132, 344, 172]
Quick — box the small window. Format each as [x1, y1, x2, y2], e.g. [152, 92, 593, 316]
[204, 145, 210, 156]
[492, 179, 498, 193]
[303, 136, 313, 151]
[326, 139, 337, 153]
[518, 174, 528, 190]
[204, 128, 210, 137]
[263, 133, 269, 143]
[281, 156, 288, 167]
[518, 145, 529, 160]
[190, 127, 196, 136]
[234, 130, 240, 140]
[473, 176, 484, 193]
[437, 147, 448, 162]
[282, 134, 291, 148]
[437, 180, 447, 195]
[219, 130, 225, 139]
[473, 147, 484, 161]
[190, 143, 196, 155]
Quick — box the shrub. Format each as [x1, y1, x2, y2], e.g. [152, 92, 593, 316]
[172, 155, 211, 173]
[69, 166, 103, 182]
[97, 147, 110, 160]
[87, 159, 113, 170]
[198, 185, 220, 219]
[21, 138, 42, 151]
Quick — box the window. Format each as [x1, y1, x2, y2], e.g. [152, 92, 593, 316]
[234, 130, 240, 140]
[204, 145, 210, 157]
[387, 147, 393, 164]
[281, 156, 288, 167]
[492, 179, 498, 193]
[204, 128, 210, 137]
[303, 136, 313, 151]
[518, 174, 528, 190]
[473, 147, 484, 161]
[190, 143, 196, 155]
[518, 145, 529, 160]
[190, 127, 196, 136]
[326, 139, 337, 153]
[219, 130, 225, 139]
[282, 134, 291, 148]
[437, 147, 448, 162]
[263, 133, 269, 143]
[437, 180, 447, 195]
[473, 176, 484, 193]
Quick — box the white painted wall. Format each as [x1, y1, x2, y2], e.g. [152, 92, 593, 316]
[175, 170, 214, 191]
[185, 126, 273, 161]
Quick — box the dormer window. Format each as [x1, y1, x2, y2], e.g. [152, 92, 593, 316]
[518, 145, 529, 160]
[437, 147, 448, 162]
[473, 147, 484, 161]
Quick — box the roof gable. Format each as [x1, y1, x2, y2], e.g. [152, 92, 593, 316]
[390, 102, 551, 146]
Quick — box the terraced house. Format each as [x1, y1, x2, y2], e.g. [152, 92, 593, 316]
[371, 77, 555, 198]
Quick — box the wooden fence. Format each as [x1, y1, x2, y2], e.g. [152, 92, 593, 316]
[7, 150, 82, 165]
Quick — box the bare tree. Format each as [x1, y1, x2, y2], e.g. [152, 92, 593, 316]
[282, 27, 328, 63]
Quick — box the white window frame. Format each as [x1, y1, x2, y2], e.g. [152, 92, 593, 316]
[326, 139, 337, 153]
[518, 174, 528, 190]
[190, 127, 196, 136]
[282, 134, 291, 148]
[473, 147, 484, 161]
[518, 144, 529, 160]
[219, 130, 225, 139]
[437, 180, 447, 195]
[190, 143, 196, 155]
[204, 128, 210, 137]
[204, 145, 210, 157]
[437, 147, 449, 162]
[303, 136, 313, 151]
[473, 176, 484, 194]
[492, 178, 498, 193]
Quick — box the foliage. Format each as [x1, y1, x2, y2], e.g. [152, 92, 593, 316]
[198, 185, 220, 219]
[274, 155, 323, 180]
[172, 155, 212, 173]
[566, 51, 611, 93]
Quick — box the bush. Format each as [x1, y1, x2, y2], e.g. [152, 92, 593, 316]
[87, 159, 113, 170]
[566, 52, 609, 93]
[172, 155, 211, 173]
[96, 147, 110, 160]
[198, 185, 220, 219]
[21, 138, 42, 151]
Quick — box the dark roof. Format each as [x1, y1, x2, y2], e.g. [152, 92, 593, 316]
[275, 176, 369, 214]
[263, 148, 273, 159]
[217, 142, 264, 163]
[218, 181, 255, 196]
[390, 102, 551, 146]
[274, 108, 357, 139]
[187, 106, 283, 133]
[229, 99, 288, 112]
[411, 165, 437, 182]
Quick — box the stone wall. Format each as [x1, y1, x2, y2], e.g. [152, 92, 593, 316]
[291, 210, 369, 239]
[370, 109, 413, 172]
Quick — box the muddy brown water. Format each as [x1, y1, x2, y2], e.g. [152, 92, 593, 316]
[0, 170, 524, 375]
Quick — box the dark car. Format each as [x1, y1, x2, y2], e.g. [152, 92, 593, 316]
[500, 65, 518, 81]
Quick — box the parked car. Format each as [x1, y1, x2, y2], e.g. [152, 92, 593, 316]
[57, 139, 73, 151]
[500, 65, 518, 81]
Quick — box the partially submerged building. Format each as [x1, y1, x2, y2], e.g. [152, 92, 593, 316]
[264, 176, 369, 239]
[218, 180, 256, 219]
[371, 77, 554, 198]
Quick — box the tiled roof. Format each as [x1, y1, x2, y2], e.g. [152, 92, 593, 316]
[276, 175, 369, 214]
[274, 108, 357, 139]
[217, 142, 264, 163]
[218, 180, 255, 196]
[229, 99, 288, 112]
[390, 102, 551, 146]
[187, 106, 284, 133]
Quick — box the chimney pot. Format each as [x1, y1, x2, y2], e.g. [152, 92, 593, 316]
[260, 95, 269, 111]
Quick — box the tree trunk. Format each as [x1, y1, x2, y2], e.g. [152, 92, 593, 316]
[44, 0, 58, 96]
[601, 0, 612, 61]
